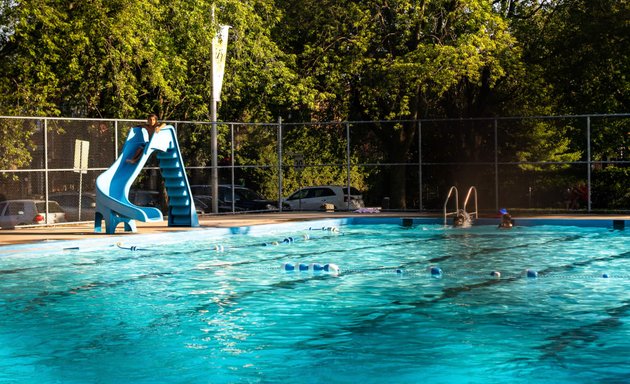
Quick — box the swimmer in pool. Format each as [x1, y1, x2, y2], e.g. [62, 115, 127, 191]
[498, 208, 514, 229]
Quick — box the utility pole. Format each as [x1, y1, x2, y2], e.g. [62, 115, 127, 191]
[210, 6, 230, 213]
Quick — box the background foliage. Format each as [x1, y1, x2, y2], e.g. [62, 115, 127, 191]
[0, 0, 628, 206]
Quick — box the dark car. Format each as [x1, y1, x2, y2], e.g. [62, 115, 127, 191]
[190, 185, 285, 212]
[193, 195, 236, 213]
[129, 190, 162, 208]
[50, 192, 97, 222]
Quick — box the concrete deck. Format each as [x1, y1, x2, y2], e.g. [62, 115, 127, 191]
[1, 212, 628, 246]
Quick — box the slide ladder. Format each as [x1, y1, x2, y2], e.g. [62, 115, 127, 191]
[95, 125, 198, 234]
[155, 133, 199, 227]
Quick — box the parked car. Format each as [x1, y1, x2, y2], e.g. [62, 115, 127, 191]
[0, 199, 66, 228]
[129, 190, 162, 208]
[284, 185, 365, 211]
[193, 195, 236, 213]
[190, 185, 285, 212]
[50, 192, 97, 222]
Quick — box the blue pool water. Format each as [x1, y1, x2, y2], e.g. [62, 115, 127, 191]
[0, 219, 629, 383]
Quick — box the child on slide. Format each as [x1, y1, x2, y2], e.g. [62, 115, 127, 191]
[126, 114, 166, 164]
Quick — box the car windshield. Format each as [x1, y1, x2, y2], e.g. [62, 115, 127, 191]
[36, 201, 64, 213]
[191, 186, 211, 196]
[344, 187, 361, 195]
[289, 189, 309, 200]
[235, 188, 263, 200]
[53, 194, 95, 208]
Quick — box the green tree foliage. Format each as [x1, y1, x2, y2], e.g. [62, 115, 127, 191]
[279, 0, 529, 207]
[0, 0, 318, 176]
[0, 0, 627, 207]
[523, 0, 630, 114]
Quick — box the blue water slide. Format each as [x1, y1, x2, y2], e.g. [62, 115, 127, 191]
[95, 125, 199, 234]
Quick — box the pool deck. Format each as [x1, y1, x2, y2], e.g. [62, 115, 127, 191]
[1, 211, 628, 246]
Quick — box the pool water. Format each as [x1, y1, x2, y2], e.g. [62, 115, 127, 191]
[1, 222, 629, 383]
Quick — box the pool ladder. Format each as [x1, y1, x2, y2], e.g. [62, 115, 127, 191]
[443, 186, 478, 225]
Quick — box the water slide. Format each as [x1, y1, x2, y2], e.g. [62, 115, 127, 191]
[95, 125, 199, 234]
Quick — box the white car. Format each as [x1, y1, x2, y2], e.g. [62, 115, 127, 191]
[0, 199, 66, 228]
[284, 185, 364, 211]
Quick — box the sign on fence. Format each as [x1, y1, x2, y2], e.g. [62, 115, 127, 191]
[73, 139, 90, 221]
[73, 140, 89, 174]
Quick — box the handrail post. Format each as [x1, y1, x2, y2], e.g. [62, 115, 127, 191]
[443, 186, 459, 226]
[463, 186, 478, 219]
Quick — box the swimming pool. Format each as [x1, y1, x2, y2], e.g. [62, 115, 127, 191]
[0, 219, 628, 383]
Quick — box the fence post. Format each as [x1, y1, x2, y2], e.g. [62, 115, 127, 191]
[278, 117, 283, 211]
[494, 118, 499, 211]
[44, 118, 49, 220]
[418, 120, 423, 212]
[346, 122, 351, 210]
[211, 104, 219, 213]
[586, 116, 592, 212]
[230, 123, 235, 203]
[114, 120, 119, 160]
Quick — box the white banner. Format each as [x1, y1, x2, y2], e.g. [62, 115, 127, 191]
[212, 25, 230, 100]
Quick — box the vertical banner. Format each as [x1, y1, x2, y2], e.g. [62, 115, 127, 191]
[212, 25, 230, 101]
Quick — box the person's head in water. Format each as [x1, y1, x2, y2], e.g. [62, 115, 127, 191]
[453, 209, 471, 228]
[498, 208, 513, 229]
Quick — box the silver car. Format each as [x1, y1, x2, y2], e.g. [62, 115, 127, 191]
[284, 185, 364, 211]
[0, 199, 66, 229]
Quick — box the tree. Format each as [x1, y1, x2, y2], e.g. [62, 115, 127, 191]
[0, 0, 319, 180]
[528, 0, 630, 114]
[280, 0, 525, 208]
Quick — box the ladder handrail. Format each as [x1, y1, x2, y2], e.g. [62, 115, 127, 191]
[443, 186, 459, 226]
[463, 186, 478, 220]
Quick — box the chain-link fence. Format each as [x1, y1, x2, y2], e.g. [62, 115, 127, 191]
[1, 114, 629, 226]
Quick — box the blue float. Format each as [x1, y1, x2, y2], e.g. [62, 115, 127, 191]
[526, 269, 538, 278]
[281, 262, 339, 273]
[602, 273, 609, 278]
[310, 263, 325, 271]
[429, 266, 443, 277]
[490, 271, 501, 278]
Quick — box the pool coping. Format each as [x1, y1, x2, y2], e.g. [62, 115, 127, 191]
[1, 211, 628, 254]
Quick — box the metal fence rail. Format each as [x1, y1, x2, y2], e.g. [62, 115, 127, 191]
[1, 114, 629, 226]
